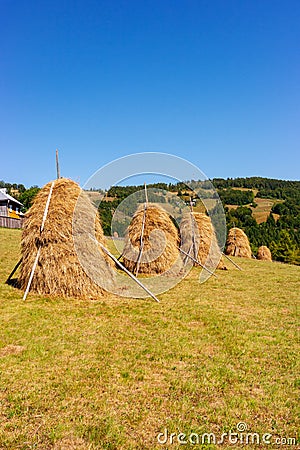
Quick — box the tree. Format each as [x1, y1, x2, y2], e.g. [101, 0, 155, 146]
[270, 230, 300, 264]
[18, 187, 40, 211]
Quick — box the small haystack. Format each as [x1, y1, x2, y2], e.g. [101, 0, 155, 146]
[225, 227, 252, 258]
[257, 245, 272, 261]
[122, 204, 180, 275]
[19, 178, 114, 299]
[180, 212, 226, 269]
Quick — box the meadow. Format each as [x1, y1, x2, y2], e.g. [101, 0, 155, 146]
[0, 228, 299, 449]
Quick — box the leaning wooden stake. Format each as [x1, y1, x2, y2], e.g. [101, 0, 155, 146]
[222, 252, 242, 270]
[179, 247, 217, 278]
[23, 181, 55, 301]
[134, 204, 146, 276]
[144, 182, 148, 203]
[6, 258, 22, 284]
[22, 248, 41, 301]
[40, 182, 55, 232]
[183, 242, 193, 267]
[182, 200, 198, 266]
[135, 183, 148, 277]
[98, 242, 160, 303]
[182, 198, 197, 267]
[183, 200, 223, 275]
[189, 197, 198, 259]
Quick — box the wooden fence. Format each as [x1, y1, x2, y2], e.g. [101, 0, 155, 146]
[0, 216, 24, 229]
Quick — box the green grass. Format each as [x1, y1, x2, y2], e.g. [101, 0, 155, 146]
[0, 228, 299, 449]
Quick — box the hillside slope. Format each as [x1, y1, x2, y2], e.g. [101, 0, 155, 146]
[0, 228, 299, 449]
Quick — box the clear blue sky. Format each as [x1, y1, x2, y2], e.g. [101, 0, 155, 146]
[1, 0, 299, 187]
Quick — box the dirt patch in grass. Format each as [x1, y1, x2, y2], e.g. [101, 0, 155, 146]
[53, 436, 90, 449]
[0, 345, 25, 357]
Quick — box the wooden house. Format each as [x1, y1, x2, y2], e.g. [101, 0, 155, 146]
[0, 188, 24, 228]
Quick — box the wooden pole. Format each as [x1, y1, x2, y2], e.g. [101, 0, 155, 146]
[135, 185, 148, 276]
[22, 248, 41, 301]
[6, 258, 22, 284]
[182, 199, 196, 266]
[189, 198, 198, 260]
[23, 181, 55, 301]
[144, 182, 148, 204]
[221, 252, 242, 270]
[56, 149, 60, 179]
[40, 181, 55, 232]
[179, 247, 217, 278]
[98, 242, 160, 303]
[135, 183, 149, 276]
[135, 204, 147, 276]
[190, 196, 194, 211]
[183, 242, 193, 266]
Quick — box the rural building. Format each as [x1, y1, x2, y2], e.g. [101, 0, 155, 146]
[0, 188, 24, 228]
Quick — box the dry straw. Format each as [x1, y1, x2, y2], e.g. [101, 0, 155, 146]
[257, 245, 272, 261]
[19, 178, 114, 299]
[122, 204, 180, 275]
[180, 212, 226, 269]
[225, 227, 252, 258]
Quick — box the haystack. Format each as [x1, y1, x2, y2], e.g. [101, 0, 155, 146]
[257, 245, 272, 261]
[122, 204, 180, 275]
[19, 178, 114, 299]
[180, 212, 226, 269]
[225, 227, 252, 258]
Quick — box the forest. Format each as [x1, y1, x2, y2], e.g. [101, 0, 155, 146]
[1, 177, 299, 265]
[106, 177, 300, 264]
[217, 178, 300, 264]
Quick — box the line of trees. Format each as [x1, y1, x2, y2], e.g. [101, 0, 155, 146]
[105, 177, 300, 265]
[0, 180, 26, 194]
[218, 188, 255, 205]
[212, 176, 300, 192]
[2, 177, 299, 264]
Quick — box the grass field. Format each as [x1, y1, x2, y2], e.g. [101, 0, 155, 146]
[226, 197, 281, 224]
[251, 198, 280, 224]
[0, 228, 299, 449]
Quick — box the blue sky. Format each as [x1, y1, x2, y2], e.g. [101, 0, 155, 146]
[1, 0, 299, 187]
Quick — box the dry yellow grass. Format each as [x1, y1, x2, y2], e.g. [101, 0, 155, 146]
[0, 228, 299, 449]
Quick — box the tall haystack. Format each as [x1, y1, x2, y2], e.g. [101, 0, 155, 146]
[225, 227, 252, 258]
[19, 178, 114, 299]
[257, 245, 272, 261]
[180, 212, 226, 269]
[122, 204, 180, 275]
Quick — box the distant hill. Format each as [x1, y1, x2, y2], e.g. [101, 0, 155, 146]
[101, 177, 300, 265]
[1, 177, 299, 265]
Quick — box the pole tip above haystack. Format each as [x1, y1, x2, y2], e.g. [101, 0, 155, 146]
[225, 227, 252, 259]
[257, 245, 272, 261]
